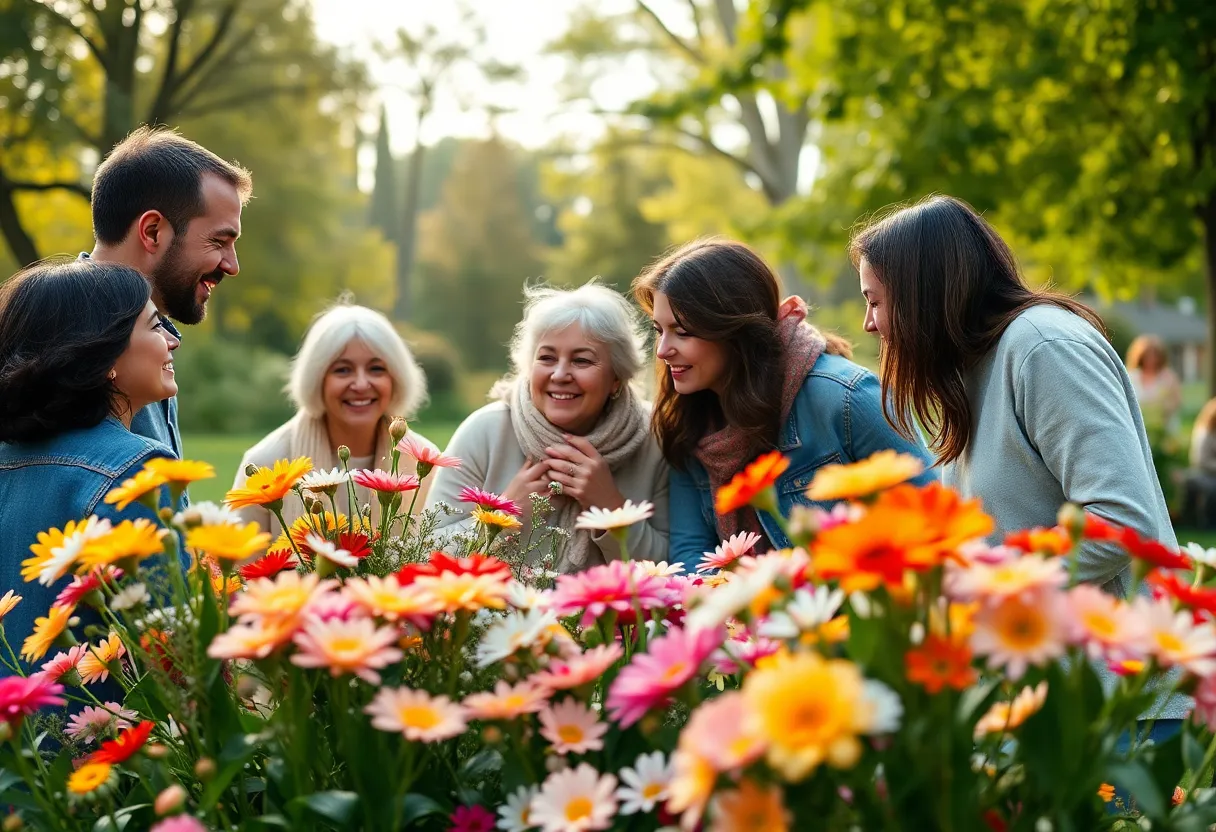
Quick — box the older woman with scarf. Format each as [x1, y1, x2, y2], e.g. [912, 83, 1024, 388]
[426, 282, 668, 572]
[633, 238, 936, 570]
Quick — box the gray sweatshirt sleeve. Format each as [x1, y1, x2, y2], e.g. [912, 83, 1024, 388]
[1015, 337, 1159, 587]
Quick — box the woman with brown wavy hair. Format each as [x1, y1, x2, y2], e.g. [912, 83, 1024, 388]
[850, 194, 1176, 591]
[633, 238, 935, 569]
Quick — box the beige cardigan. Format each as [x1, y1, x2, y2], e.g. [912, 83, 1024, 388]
[424, 401, 669, 570]
[232, 412, 433, 537]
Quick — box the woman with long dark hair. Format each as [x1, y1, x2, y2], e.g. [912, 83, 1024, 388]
[633, 239, 935, 569]
[0, 258, 184, 673]
[849, 195, 1174, 587]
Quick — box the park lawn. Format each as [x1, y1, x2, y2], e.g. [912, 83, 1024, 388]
[182, 420, 461, 505]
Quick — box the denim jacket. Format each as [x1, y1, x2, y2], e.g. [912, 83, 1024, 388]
[668, 352, 938, 569]
[0, 417, 185, 674]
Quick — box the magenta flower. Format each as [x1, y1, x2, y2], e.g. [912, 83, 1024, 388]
[547, 561, 674, 628]
[0, 673, 65, 730]
[606, 626, 723, 727]
[396, 434, 461, 476]
[447, 804, 495, 832]
[457, 486, 521, 517]
[150, 818, 208, 832]
[351, 468, 421, 493]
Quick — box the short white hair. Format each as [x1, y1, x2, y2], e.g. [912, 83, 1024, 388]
[507, 282, 646, 384]
[288, 302, 428, 419]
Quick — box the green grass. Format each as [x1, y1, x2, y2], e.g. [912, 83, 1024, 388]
[182, 419, 461, 505]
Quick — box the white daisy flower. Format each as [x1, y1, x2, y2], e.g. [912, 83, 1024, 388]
[1185, 542, 1216, 568]
[530, 763, 618, 832]
[173, 501, 239, 529]
[632, 560, 685, 578]
[862, 679, 903, 734]
[506, 581, 547, 611]
[300, 467, 351, 494]
[475, 608, 560, 667]
[305, 534, 358, 569]
[758, 585, 845, 640]
[575, 500, 654, 532]
[686, 555, 785, 631]
[496, 784, 538, 832]
[109, 582, 151, 612]
[32, 517, 112, 586]
[616, 750, 672, 815]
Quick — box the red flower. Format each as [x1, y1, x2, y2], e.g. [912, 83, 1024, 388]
[714, 451, 789, 515]
[982, 809, 1008, 832]
[238, 548, 298, 580]
[90, 720, 154, 764]
[351, 468, 421, 493]
[395, 552, 510, 586]
[336, 532, 373, 561]
[447, 804, 495, 832]
[1146, 570, 1216, 618]
[1004, 527, 1072, 556]
[1079, 513, 1191, 571]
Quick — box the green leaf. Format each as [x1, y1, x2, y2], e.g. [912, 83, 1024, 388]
[1183, 729, 1206, 774]
[290, 791, 360, 826]
[401, 793, 444, 826]
[1148, 730, 1186, 814]
[246, 817, 292, 830]
[92, 804, 151, 831]
[1106, 760, 1165, 818]
[198, 732, 259, 809]
[460, 748, 502, 783]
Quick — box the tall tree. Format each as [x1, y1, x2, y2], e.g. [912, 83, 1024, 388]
[0, 0, 360, 266]
[368, 104, 398, 240]
[416, 137, 543, 371]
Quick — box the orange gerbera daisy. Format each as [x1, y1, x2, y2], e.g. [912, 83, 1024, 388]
[905, 634, 977, 694]
[225, 457, 313, 509]
[874, 483, 994, 557]
[807, 450, 925, 502]
[810, 508, 932, 592]
[715, 452, 789, 515]
[1004, 526, 1072, 556]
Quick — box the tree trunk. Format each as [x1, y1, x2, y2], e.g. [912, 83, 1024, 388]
[394, 140, 427, 322]
[0, 172, 40, 267]
[1203, 196, 1216, 396]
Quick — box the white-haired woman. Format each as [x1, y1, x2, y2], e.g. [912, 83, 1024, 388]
[426, 282, 669, 572]
[232, 302, 431, 535]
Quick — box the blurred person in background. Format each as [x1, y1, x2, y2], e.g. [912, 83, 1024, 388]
[1126, 334, 1183, 435]
[0, 259, 186, 671]
[1182, 398, 1216, 528]
[426, 282, 668, 572]
[232, 301, 431, 536]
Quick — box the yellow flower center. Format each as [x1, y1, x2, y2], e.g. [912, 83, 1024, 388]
[557, 724, 585, 744]
[995, 602, 1046, 649]
[661, 661, 689, 684]
[642, 783, 663, 800]
[1155, 631, 1186, 654]
[328, 637, 364, 656]
[504, 695, 526, 709]
[399, 705, 440, 729]
[1082, 610, 1118, 640]
[564, 797, 593, 822]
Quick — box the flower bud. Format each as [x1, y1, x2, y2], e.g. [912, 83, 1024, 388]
[194, 757, 216, 780]
[338, 445, 351, 464]
[0, 722, 11, 743]
[308, 497, 325, 516]
[2, 814, 24, 831]
[1057, 503, 1085, 540]
[145, 743, 170, 759]
[155, 784, 187, 816]
[481, 725, 503, 744]
[245, 463, 259, 477]
[388, 417, 409, 444]
[158, 507, 175, 524]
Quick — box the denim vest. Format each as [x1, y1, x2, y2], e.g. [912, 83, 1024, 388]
[667, 352, 938, 569]
[0, 417, 185, 674]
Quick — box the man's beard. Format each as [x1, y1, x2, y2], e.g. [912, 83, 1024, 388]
[150, 237, 222, 325]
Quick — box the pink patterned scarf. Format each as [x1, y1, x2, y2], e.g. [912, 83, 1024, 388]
[693, 298, 826, 542]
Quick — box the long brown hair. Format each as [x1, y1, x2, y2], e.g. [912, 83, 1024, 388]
[849, 195, 1106, 465]
[633, 239, 850, 468]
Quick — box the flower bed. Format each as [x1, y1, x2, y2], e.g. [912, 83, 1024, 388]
[4, 434, 1216, 831]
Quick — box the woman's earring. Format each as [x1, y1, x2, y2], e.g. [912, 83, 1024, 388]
[609, 388, 621, 401]
[107, 370, 117, 381]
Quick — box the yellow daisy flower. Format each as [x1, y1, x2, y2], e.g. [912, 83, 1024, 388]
[77, 520, 168, 570]
[806, 450, 925, 502]
[413, 572, 509, 613]
[472, 508, 522, 531]
[21, 604, 74, 663]
[185, 522, 272, 562]
[225, 457, 313, 509]
[78, 633, 126, 685]
[104, 468, 168, 511]
[67, 761, 114, 795]
[142, 458, 215, 485]
[21, 518, 106, 586]
[0, 590, 21, 623]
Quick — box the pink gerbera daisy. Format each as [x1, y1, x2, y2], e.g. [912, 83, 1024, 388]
[448, 804, 496, 832]
[711, 636, 782, 675]
[607, 626, 723, 727]
[0, 673, 65, 730]
[351, 468, 422, 493]
[41, 644, 89, 682]
[539, 698, 608, 754]
[54, 572, 107, 608]
[457, 486, 522, 517]
[548, 562, 673, 628]
[396, 434, 461, 476]
[64, 702, 137, 742]
[291, 617, 404, 684]
[696, 532, 763, 573]
[531, 644, 624, 691]
[463, 680, 550, 720]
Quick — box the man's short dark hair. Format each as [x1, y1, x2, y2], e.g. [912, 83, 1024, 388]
[91, 126, 253, 245]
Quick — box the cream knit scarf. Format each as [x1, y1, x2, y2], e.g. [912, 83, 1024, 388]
[503, 375, 648, 571]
